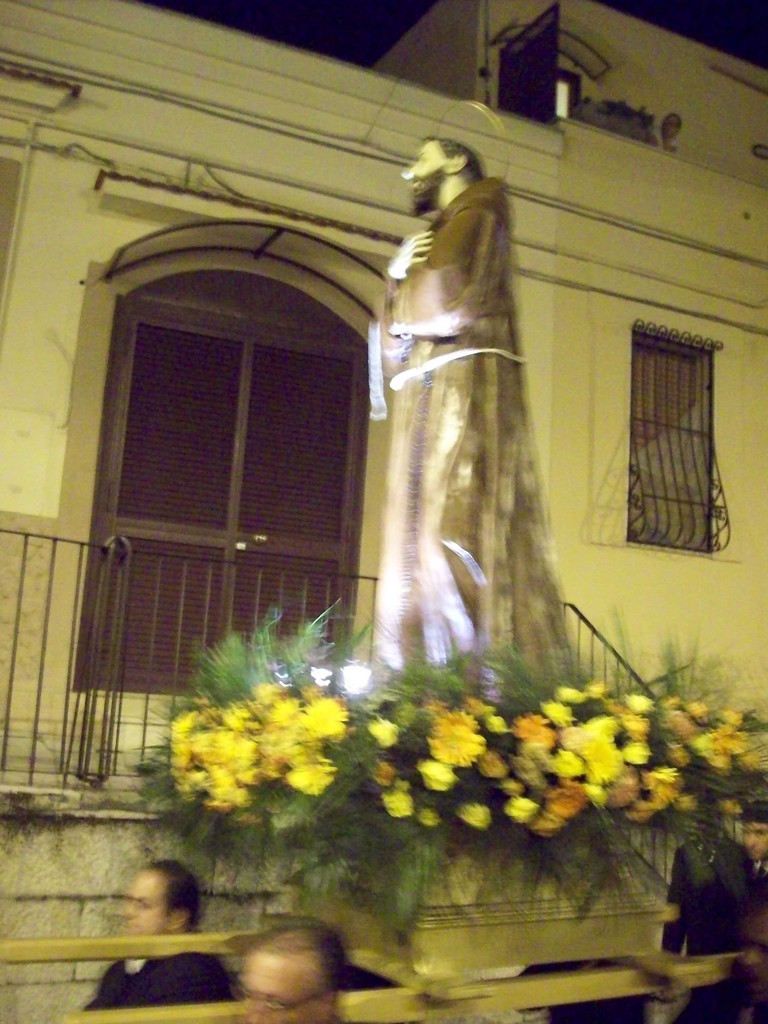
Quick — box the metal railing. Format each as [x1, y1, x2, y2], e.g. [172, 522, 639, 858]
[0, 529, 377, 788]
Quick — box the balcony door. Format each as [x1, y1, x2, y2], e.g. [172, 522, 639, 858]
[86, 270, 369, 692]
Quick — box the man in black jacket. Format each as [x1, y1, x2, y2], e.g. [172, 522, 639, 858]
[737, 885, 768, 1022]
[662, 805, 768, 1024]
[86, 859, 233, 1009]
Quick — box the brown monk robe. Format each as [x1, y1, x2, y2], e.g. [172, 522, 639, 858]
[375, 138, 569, 672]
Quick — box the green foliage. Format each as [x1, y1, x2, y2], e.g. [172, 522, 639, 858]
[140, 619, 768, 933]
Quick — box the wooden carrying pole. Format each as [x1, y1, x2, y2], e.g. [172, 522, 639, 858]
[0, 929, 737, 1023]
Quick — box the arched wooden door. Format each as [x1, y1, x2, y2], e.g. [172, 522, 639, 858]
[85, 270, 369, 692]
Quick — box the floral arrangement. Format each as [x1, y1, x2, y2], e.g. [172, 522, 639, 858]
[141, 620, 768, 931]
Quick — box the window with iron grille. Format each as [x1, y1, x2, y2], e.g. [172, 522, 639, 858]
[627, 320, 730, 553]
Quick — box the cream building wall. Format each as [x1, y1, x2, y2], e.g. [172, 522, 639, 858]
[0, 0, 766, 712]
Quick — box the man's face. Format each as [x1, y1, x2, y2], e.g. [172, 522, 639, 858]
[739, 910, 768, 1004]
[240, 949, 336, 1024]
[744, 821, 768, 863]
[121, 869, 187, 936]
[403, 140, 450, 216]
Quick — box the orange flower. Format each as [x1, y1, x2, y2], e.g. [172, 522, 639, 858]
[666, 710, 699, 741]
[625, 798, 662, 823]
[545, 779, 589, 821]
[373, 761, 397, 787]
[605, 767, 641, 808]
[528, 811, 568, 837]
[667, 744, 691, 767]
[512, 714, 557, 751]
[477, 750, 509, 779]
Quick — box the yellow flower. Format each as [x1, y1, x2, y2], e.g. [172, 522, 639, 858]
[720, 799, 742, 817]
[171, 739, 194, 775]
[172, 710, 202, 739]
[585, 784, 608, 806]
[485, 714, 508, 734]
[621, 713, 650, 741]
[464, 697, 493, 718]
[686, 701, 709, 723]
[667, 743, 691, 767]
[205, 765, 251, 812]
[556, 686, 587, 704]
[417, 808, 441, 827]
[504, 796, 540, 823]
[559, 726, 588, 753]
[252, 683, 283, 703]
[285, 760, 336, 795]
[740, 751, 762, 771]
[512, 714, 557, 751]
[643, 767, 680, 806]
[428, 709, 487, 767]
[582, 734, 624, 785]
[176, 768, 209, 798]
[541, 701, 574, 727]
[622, 741, 651, 765]
[722, 708, 744, 727]
[382, 783, 414, 818]
[477, 750, 509, 778]
[625, 694, 654, 714]
[457, 802, 492, 830]
[711, 724, 748, 758]
[584, 680, 607, 698]
[583, 715, 620, 739]
[690, 733, 714, 757]
[551, 749, 585, 779]
[417, 759, 458, 791]
[675, 793, 698, 812]
[302, 697, 348, 740]
[368, 718, 399, 748]
[222, 705, 253, 732]
[265, 695, 302, 727]
[498, 778, 525, 796]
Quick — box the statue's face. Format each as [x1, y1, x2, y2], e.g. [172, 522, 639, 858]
[402, 140, 449, 216]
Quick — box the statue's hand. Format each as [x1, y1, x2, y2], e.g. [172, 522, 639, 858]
[387, 231, 433, 280]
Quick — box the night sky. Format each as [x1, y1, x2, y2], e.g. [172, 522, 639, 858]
[138, 0, 768, 72]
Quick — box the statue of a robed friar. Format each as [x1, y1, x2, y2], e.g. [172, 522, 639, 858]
[372, 138, 569, 672]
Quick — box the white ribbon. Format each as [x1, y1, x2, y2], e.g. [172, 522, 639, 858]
[390, 347, 525, 391]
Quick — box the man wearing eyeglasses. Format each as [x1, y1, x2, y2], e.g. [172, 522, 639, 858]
[238, 922, 347, 1024]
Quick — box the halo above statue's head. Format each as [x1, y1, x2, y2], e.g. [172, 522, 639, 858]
[434, 101, 511, 181]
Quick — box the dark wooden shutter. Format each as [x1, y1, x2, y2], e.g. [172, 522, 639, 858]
[118, 324, 241, 528]
[83, 275, 368, 694]
[498, 3, 559, 124]
[240, 345, 353, 542]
